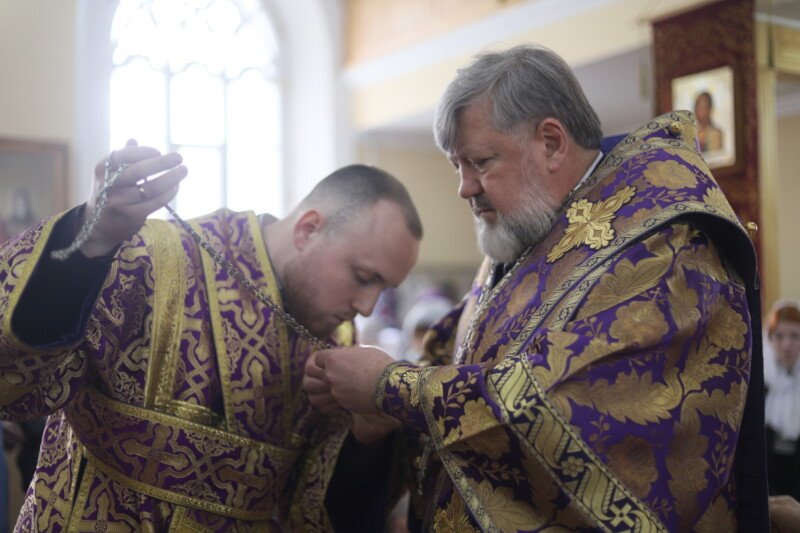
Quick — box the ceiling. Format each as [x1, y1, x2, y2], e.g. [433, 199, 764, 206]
[359, 0, 800, 147]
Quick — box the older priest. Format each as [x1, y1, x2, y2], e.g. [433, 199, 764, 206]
[306, 45, 768, 531]
[0, 148, 421, 531]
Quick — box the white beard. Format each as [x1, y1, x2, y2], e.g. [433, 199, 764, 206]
[474, 168, 560, 263]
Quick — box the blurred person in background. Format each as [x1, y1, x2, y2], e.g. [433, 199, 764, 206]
[764, 300, 800, 499]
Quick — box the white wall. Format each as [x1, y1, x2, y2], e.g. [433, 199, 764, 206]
[358, 142, 482, 269]
[776, 111, 800, 303]
[0, 0, 77, 201]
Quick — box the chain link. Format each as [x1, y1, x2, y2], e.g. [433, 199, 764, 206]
[164, 204, 332, 350]
[51, 155, 127, 261]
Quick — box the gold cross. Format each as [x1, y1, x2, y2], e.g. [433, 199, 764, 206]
[35, 474, 71, 530]
[218, 448, 268, 509]
[231, 359, 275, 427]
[608, 502, 636, 528]
[76, 492, 131, 533]
[121, 425, 188, 485]
[547, 186, 636, 263]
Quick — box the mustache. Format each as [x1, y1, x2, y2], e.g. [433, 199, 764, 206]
[471, 194, 494, 212]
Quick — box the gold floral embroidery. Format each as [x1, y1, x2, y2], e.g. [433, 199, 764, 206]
[702, 187, 731, 213]
[609, 300, 669, 347]
[474, 480, 541, 531]
[706, 298, 747, 350]
[579, 240, 671, 319]
[433, 492, 479, 533]
[643, 159, 698, 189]
[694, 494, 735, 532]
[558, 369, 683, 425]
[667, 274, 701, 334]
[469, 428, 510, 460]
[390, 366, 422, 408]
[666, 413, 709, 529]
[561, 456, 586, 478]
[663, 145, 706, 173]
[447, 398, 497, 444]
[606, 435, 658, 496]
[547, 186, 636, 262]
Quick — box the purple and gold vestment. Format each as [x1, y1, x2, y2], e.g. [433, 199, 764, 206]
[0, 209, 352, 531]
[377, 112, 767, 531]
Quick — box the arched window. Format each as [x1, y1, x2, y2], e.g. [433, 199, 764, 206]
[110, 0, 283, 218]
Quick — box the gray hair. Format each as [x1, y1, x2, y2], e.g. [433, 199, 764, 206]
[297, 164, 423, 239]
[434, 44, 602, 153]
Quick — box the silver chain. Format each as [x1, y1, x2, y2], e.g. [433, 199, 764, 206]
[51, 154, 331, 350]
[164, 203, 332, 350]
[51, 156, 126, 261]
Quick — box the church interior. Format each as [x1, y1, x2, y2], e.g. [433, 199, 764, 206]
[1, 0, 800, 529]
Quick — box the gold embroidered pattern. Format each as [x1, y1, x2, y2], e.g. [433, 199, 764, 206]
[547, 186, 636, 263]
[144, 219, 186, 410]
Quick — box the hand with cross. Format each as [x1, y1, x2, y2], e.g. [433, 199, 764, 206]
[78, 139, 187, 258]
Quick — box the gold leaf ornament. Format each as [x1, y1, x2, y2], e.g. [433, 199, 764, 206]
[433, 492, 480, 533]
[547, 186, 636, 262]
[474, 480, 542, 531]
[643, 159, 698, 190]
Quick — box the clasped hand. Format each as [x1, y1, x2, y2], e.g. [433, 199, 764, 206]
[303, 345, 395, 413]
[303, 346, 399, 444]
[80, 139, 187, 258]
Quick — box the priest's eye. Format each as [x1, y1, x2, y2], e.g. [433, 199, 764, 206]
[470, 158, 490, 171]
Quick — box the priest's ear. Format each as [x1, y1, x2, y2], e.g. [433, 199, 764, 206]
[534, 118, 568, 174]
[293, 209, 324, 251]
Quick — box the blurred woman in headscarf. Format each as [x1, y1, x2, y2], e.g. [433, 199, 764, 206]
[764, 300, 800, 499]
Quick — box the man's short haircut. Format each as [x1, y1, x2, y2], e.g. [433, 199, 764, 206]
[434, 44, 603, 153]
[298, 164, 423, 239]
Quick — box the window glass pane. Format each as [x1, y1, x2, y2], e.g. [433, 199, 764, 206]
[110, 59, 167, 151]
[227, 72, 282, 214]
[170, 65, 225, 146]
[112, 0, 283, 220]
[227, 15, 278, 79]
[112, 1, 157, 66]
[174, 146, 223, 218]
[228, 71, 280, 147]
[227, 145, 282, 216]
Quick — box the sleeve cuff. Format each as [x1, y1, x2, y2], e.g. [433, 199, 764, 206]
[374, 360, 406, 410]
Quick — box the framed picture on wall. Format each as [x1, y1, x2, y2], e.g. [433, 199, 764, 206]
[0, 139, 68, 243]
[671, 66, 738, 170]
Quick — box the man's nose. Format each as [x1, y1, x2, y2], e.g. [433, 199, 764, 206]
[352, 286, 382, 317]
[458, 167, 482, 199]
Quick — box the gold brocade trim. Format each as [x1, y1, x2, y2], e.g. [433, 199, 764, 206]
[504, 200, 745, 360]
[66, 454, 95, 533]
[144, 220, 186, 409]
[246, 212, 293, 441]
[374, 361, 405, 409]
[288, 414, 350, 532]
[454, 258, 493, 363]
[165, 399, 222, 427]
[591, 111, 701, 184]
[69, 387, 299, 521]
[416, 367, 501, 532]
[2, 213, 66, 350]
[168, 507, 216, 532]
[83, 448, 272, 522]
[192, 219, 236, 432]
[487, 358, 666, 533]
[83, 386, 297, 459]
